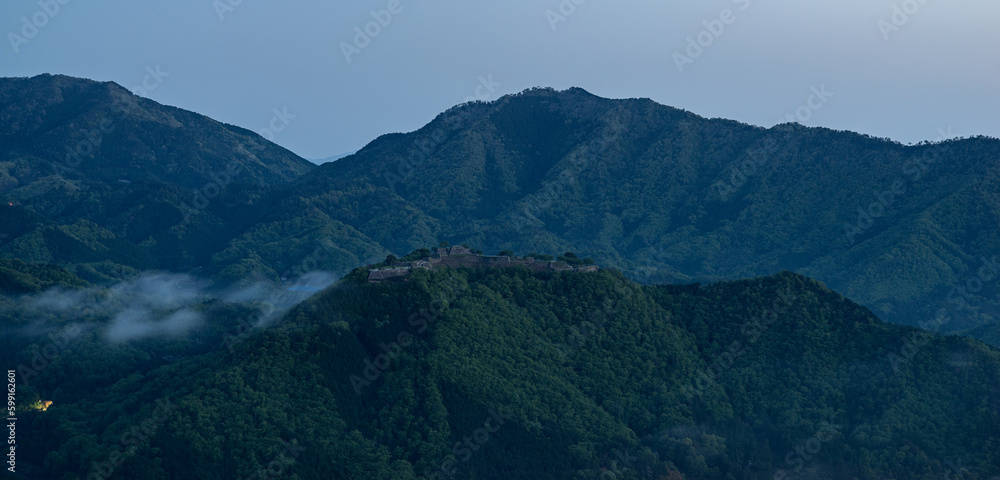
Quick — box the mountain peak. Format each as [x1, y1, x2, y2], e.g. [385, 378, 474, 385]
[0, 74, 314, 191]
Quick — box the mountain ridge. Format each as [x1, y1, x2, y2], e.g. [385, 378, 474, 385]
[3, 76, 1000, 478]
[3, 74, 1000, 346]
[270, 86, 1000, 341]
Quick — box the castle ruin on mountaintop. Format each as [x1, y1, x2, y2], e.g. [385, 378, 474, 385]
[366, 245, 598, 282]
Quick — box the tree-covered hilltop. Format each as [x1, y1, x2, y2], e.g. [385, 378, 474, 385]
[13, 268, 1000, 479]
[0, 74, 327, 290]
[0, 74, 313, 190]
[4, 75, 1000, 347]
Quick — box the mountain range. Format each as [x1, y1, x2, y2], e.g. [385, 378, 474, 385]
[3, 74, 999, 344]
[3, 73, 1000, 479]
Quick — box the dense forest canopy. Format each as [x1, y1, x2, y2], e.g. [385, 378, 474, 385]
[4, 267, 999, 479]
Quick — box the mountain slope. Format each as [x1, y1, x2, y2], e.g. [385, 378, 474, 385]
[0, 74, 313, 190]
[12, 268, 1000, 479]
[265, 87, 1000, 339]
[0, 75, 360, 285]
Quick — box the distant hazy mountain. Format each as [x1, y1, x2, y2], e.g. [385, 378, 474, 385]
[311, 151, 356, 164]
[3, 76, 1000, 345]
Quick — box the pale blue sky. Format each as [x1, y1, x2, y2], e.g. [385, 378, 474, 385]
[2, 0, 997, 159]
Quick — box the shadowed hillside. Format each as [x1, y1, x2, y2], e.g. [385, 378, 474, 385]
[9, 268, 999, 479]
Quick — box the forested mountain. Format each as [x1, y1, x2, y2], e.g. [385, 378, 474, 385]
[0, 74, 313, 189]
[0, 74, 322, 285]
[268, 86, 1000, 342]
[2, 74, 1000, 342]
[8, 267, 999, 479]
[3, 74, 1000, 479]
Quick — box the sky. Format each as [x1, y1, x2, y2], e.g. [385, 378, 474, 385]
[2, 0, 997, 160]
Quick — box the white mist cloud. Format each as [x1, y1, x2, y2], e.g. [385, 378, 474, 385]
[16, 270, 340, 343]
[106, 307, 203, 343]
[225, 270, 341, 327]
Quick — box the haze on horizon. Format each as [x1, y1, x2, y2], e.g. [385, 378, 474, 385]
[1, 0, 997, 160]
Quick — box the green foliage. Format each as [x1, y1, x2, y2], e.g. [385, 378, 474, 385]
[274, 88, 1000, 347]
[4, 77, 1000, 477]
[4, 77, 1000, 348]
[558, 252, 585, 265]
[0, 257, 88, 293]
[13, 269, 1000, 479]
[400, 248, 432, 262]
